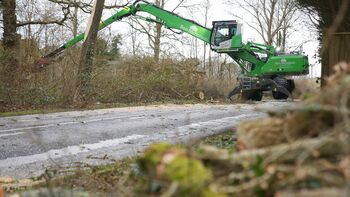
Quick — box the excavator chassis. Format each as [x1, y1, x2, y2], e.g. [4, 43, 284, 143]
[227, 76, 294, 101]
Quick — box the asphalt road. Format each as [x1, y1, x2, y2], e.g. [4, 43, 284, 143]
[0, 102, 290, 179]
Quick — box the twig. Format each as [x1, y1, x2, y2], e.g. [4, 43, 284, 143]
[275, 188, 349, 197]
[212, 173, 273, 194]
[198, 134, 349, 167]
[161, 182, 179, 197]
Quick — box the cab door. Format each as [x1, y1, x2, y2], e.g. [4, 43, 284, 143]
[211, 20, 242, 52]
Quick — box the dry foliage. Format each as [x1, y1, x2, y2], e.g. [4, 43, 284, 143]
[293, 78, 320, 99]
[0, 44, 235, 110]
[5, 64, 349, 197]
[132, 62, 350, 197]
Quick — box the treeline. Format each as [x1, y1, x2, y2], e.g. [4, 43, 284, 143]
[0, 36, 239, 108]
[0, 0, 239, 109]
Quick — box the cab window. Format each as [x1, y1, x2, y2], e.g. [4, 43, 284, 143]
[213, 23, 237, 46]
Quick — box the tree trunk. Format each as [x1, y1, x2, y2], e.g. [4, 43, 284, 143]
[282, 28, 287, 52]
[266, 0, 276, 46]
[154, 23, 162, 62]
[208, 49, 212, 77]
[72, 2, 79, 37]
[220, 56, 227, 79]
[72, 13, 79, 37]
[203, 43, 206, 69]
[203, 1, 209, 69]
[153, 0, 164, 62]
[322, 32, 350, 86]
[2, 0, 19, 51]
[130, 21, 137, 56]
[1, 0, 20, 92]
[76, 0, 105, 104]
[195, 38, 198, 59]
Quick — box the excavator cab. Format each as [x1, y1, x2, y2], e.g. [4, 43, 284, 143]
[211, 20, 243, 52]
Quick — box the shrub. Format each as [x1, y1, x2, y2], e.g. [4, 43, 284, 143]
[293, 77, 320, 99]
[0, 47, 236, 107]
[93, 57, 208, 103]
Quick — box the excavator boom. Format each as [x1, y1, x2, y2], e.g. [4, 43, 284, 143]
[45, 0, 212, 58]
[42, 0, 309, 101]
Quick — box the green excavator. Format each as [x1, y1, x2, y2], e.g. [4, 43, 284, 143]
[43, 0, 309, 101]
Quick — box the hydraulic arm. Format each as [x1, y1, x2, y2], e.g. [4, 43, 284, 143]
[45, 0, 211, 58]
[43, 0, 309, 101]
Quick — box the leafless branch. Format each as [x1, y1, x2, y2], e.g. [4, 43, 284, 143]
[48, 0, 130, 13]
[17, 5, 70, 27]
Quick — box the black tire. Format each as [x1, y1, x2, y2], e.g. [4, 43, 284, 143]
[241, 90, 263, 101]
[288, 79, 295, 92]
[251, 90, 263, 101]
[241, 91, 252, 101]
[272, 77, 290, 100]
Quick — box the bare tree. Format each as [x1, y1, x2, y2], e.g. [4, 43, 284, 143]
[2, 0, 19, 54]
[72, 0, 79, 37]
[128, 0, 195, 61]
[0, 0, 71, 95]
[202, 0, 211, 71]
[47, 0, 128, 13]
[128, 20, 142, 56]
[76, 0, 105, 103]
[128, 0, 164, 61]
[153, 0, 164, 62]
[226, 0, 298, 48]
[203, 0, 211, 74]
[1, 0, 19, 91]
[1, 0, 71, 59]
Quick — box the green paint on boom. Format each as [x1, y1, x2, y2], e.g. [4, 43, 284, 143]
[61, 3, 212, 49]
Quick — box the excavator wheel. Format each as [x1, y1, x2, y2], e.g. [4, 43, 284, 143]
[241, 90, 263, 101]
[288, 79, 296, 92]
[272, 77, 292, 99]
[251, 90, 263, 101]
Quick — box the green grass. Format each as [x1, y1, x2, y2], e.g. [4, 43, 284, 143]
[0, 99, 210, 117]
[33, 157, 143, 197]
[0, 109, 70, 117]
[194, 131, 236, 153]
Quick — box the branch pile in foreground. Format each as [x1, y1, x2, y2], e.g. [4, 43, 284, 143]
[136, 63, 350, 197]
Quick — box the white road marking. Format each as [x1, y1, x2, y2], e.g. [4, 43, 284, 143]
[0, 114, 259, 167]
[0, 116, 138, 133]
[0, 134, 145, 168]
[0, 132, 25, 138]
[0, 109, 207, 134]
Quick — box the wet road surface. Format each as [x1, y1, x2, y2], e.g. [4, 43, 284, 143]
[0, 102, 290, 178]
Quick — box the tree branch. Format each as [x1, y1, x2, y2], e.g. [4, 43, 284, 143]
[48, 0, 130, 13]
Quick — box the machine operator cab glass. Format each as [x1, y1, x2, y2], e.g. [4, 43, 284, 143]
[211, 20, 243, 52]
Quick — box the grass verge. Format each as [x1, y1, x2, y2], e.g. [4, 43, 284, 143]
[0, 99, 214, 117]
[5, 132, 236, 196]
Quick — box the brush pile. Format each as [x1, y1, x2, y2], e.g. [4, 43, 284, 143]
[137, 63, 350, 197]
